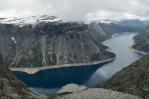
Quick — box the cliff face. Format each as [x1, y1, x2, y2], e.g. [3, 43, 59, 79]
[0, 21, 142, 68]
[95, 53, 149, 99]
[0, 53, 47, 99]
[0, 22, 116, 68]
[132, 26, 149, 53]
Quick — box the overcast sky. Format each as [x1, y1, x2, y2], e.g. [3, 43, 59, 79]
[0, 0, 149, 22]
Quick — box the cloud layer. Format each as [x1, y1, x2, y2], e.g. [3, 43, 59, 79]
[0, 0, 149, 22]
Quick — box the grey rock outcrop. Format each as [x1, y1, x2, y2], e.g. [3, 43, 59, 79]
[89, 22, 106, 41]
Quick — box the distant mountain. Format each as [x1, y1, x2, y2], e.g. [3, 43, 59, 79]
[98, 22, 144, 35]
[116, 19, 145, 27]
[99, 19, 148, 27]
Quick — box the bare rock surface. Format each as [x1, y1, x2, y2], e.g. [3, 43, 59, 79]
[58, 83, 87, 93]
[55, 88, 141, 99]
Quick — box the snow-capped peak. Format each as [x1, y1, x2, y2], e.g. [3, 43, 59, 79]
[0, 15, 61, 27]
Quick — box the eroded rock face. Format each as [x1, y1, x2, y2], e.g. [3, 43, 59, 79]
[96, 54, 149, 99]
[0, 22, 115, 68]
[0, 54, 48, 99]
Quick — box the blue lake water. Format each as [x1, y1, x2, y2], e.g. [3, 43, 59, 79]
[13, 33, 143, 95]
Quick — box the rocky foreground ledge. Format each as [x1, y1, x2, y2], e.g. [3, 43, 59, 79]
[58, 83, 87, 93]
[55, 88, 142, 99]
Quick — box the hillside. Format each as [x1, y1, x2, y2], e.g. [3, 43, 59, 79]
[0, 53, 47, 99]
[95, 53, 149, 99]
[132, 26, 149, 53]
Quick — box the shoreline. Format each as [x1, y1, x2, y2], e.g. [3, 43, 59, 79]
[127, 37, 147, 55]
[10, 57, 116, 74]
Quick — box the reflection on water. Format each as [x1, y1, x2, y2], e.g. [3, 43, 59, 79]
[13, 33, 143, 94]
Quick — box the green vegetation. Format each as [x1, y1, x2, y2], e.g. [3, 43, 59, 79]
[9, 80, 16, 87]
[46, 40, 51, 44]
[91, 53, 100, 61]
[47, 53, 57, 65]
[26, 25, 34, 33]
[0, 94, 10, 98]
[11, 43, 17, 51]
[10, 47, 43, 67]
[63, 23, 88, 34]
[19, 81, 27, 89]
[74, 55, 77, 59]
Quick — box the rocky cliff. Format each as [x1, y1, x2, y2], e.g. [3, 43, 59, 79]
[0, 20, 142, 68]
[0, 22, 116, 68]
[95, 53, 149, 99]
[0, 53, 47, 99]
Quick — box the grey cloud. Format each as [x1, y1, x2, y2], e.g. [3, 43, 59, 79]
[0, 0, 149, 22]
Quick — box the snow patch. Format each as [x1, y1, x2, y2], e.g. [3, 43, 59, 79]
[0, 15, 61, 27]
[11, 37, 16, 43]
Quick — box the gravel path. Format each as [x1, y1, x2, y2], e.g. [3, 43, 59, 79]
[55, 88, 142, 99]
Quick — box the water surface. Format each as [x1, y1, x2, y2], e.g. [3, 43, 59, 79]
[13, 33, 143, 94]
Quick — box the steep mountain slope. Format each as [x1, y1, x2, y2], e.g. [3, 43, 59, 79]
[0, 22, 115, 68]
[132, 26, 149, 53]
[95, 53, 149, 99]
[0, 53, 47, 99]
[0, 16, 143, 68]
